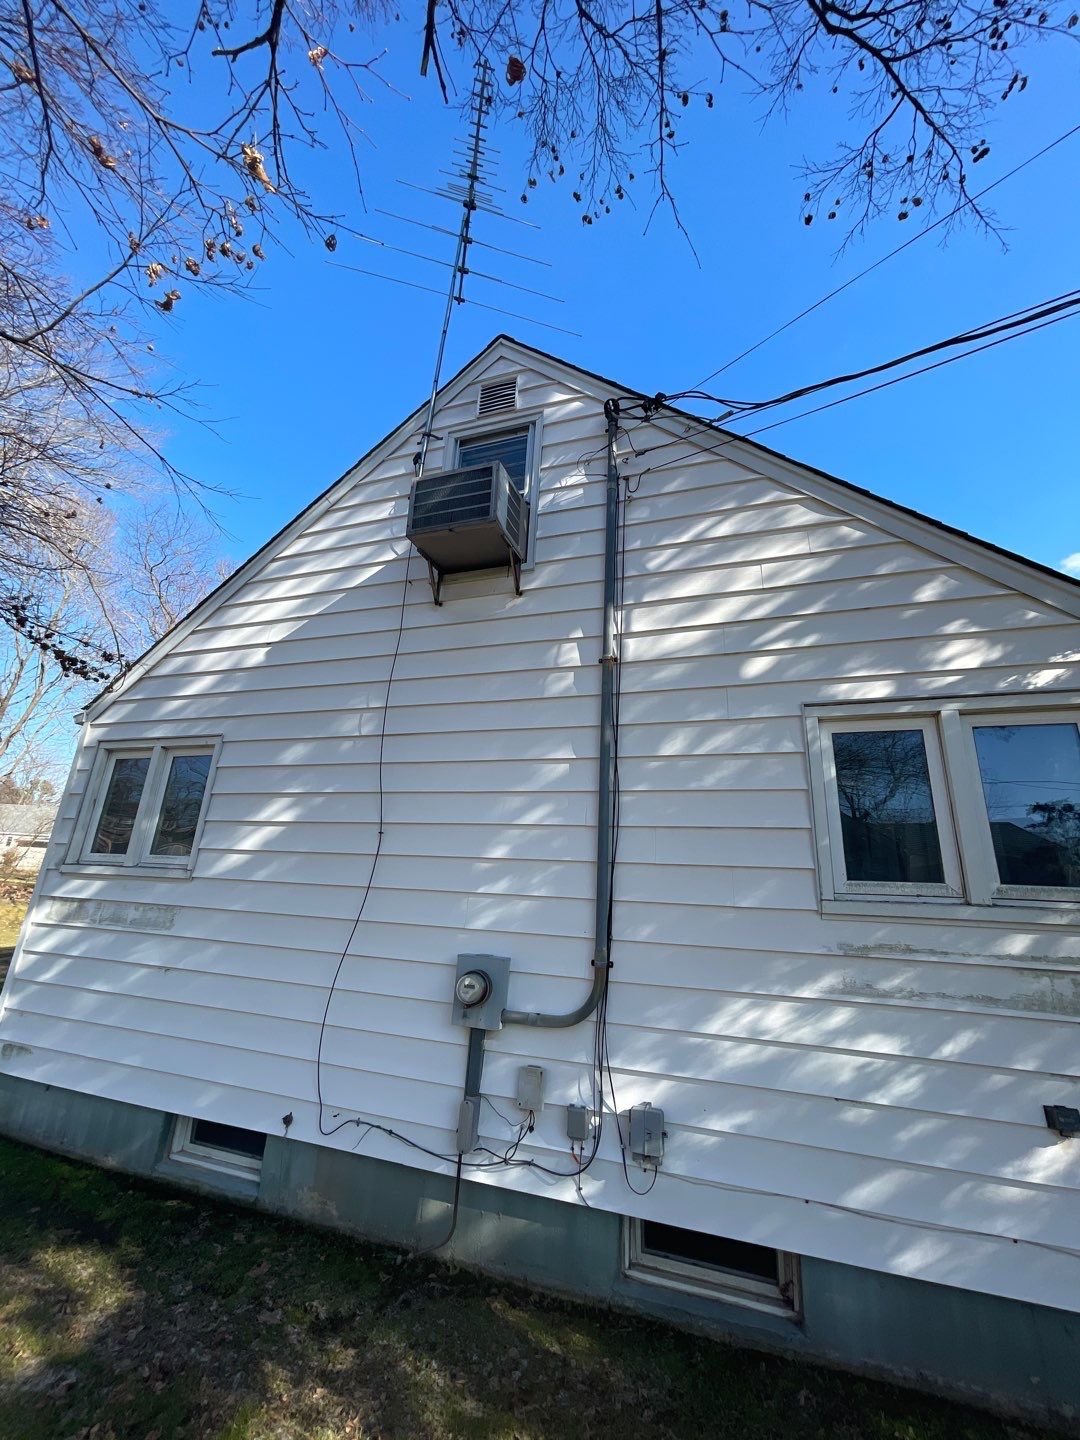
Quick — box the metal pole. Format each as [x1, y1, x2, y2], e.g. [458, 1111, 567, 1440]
[502, 399, 621, 1028]
[414, 62, 492, 480]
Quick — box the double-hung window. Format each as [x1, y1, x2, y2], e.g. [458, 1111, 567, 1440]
[71, 740, 220, 873]
[807, 698, 1080, 920]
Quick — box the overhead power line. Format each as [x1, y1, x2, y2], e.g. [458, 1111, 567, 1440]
[621, 293, 1080, 479]
[688, 121, 1080, 392]
[738, 309, 1077, 442]
[673, 289, 1080, 419]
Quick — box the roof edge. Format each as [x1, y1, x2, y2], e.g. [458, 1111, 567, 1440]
[80, 336, 520, 724]
[82, 331, 1080, 723]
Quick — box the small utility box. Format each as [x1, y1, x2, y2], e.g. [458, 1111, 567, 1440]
[627, 1104, 665, 1167]
[516, 1065, 545, 1113]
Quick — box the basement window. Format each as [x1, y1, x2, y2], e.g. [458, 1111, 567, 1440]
[69, 739, 221, 874]
[170, 1116, 266, 1179]
[624, 1219, 800, 1315]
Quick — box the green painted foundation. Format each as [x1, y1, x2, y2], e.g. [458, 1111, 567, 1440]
[1, 1071, 1077, 1432]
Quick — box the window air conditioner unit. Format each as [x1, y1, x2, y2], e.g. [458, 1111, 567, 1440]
[406, 461, 530, 605]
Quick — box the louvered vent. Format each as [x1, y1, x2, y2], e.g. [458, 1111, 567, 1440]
[477, 376, 518, 418]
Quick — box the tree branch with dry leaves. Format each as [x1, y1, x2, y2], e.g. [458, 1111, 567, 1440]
[0, 0, 1075, 661]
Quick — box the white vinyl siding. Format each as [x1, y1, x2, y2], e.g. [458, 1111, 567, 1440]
[3, 346, 1080, 1318]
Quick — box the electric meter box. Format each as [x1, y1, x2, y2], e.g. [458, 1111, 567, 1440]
[451, 953, 510, 1030]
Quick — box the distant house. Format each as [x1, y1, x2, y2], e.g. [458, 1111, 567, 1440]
[2, 337, 1079, 1427]
[0, 802, 58, 875]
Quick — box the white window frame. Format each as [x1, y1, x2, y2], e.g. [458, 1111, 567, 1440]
[446, 409, 544, 570]
[169, 1115, 265, 1180]
[623, 1219, 801, 1318]
[65, 737, 222, 877]
[816, 716, 963, 901]
[805, 693, 1080, 925]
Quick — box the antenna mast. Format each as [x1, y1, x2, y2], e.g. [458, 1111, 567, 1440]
[414, 60, 495, 480]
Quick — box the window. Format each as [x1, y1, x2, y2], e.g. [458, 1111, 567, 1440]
[72, 740, 219, 873]
[170, 1115, 266, 1179]
[818, 719, 962, 899]
[807, 697, 1080, 919]
[971, 723, 1080, 891]
[456, 426, 531, 494]
[624, 1219, 800, 1315]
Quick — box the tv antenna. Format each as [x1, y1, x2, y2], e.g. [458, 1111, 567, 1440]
[333, 58, 577, 478]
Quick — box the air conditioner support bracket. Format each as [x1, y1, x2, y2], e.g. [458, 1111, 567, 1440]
[424, 556, 522, 606]
[426, 559, 444, 607]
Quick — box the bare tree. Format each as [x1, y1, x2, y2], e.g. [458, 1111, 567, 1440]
[108, 499, 233, 653]
[0, 0, 1074, 582]
[0, 499, 229, 795]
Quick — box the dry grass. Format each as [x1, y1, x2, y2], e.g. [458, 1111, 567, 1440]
[0, 877, 33, 951]
[0, 1135, 1067, 1440]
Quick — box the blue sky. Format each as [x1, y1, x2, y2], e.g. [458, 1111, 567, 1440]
[156, 30, 1079, 578]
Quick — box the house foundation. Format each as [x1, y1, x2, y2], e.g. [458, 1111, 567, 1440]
[2, 1070, 1077, 1433]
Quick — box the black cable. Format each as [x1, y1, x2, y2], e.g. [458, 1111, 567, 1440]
[609, 299, 1080, 485]
[313, 429, 651, 1196]
[672, 290, 1080, 417]
[607, 287, 1080, 460]
[411, 1153, 464, 1256]
[635, 304, 1080, 482]
[738, 309, 1080, 440]
[689, 121, 1080, 391]
[316, 550, 412, 1137]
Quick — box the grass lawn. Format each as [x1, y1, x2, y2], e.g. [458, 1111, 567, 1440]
[0, 878, 33, 951]
[0, 1136, 1063, 1440]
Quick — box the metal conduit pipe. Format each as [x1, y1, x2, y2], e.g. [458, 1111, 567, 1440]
[501, 399, 621, 1029]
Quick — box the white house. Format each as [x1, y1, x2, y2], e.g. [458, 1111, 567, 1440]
[0, 801, 58, 876]
[2, 336, 1079, 1425]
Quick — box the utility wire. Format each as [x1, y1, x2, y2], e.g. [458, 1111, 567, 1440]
[689, 121, 1080, 391]
[615, 291, 1080, 480]
[738, 310, 1079, 442]
[634, 303, 1080, 481]
[673, 289, 1080, 417]
[315, 551, 412, 1139]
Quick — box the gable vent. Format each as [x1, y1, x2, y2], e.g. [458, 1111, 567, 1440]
[477, 376, 518, 418]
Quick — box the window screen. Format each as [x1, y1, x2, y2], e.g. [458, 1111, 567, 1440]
[458, 428, 530, 491]
[973, 722, 1080, 888]
[831, 728, 945, 884]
